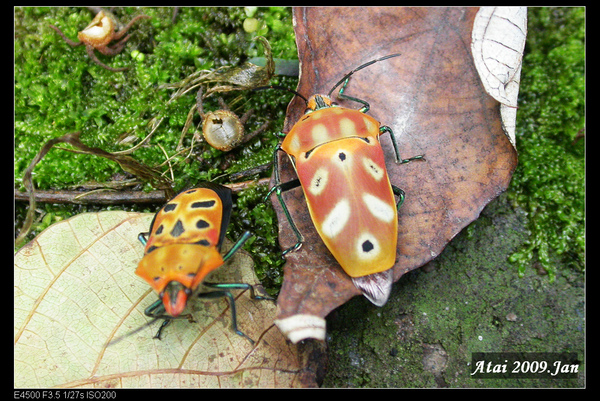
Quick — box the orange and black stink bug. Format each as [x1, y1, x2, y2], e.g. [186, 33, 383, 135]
[135, 182, 271, 343]
[266, 54, 425, 307]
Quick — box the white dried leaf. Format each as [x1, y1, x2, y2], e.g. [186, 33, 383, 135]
[14, 211, 303, 388]
[472, 7, 528, 147]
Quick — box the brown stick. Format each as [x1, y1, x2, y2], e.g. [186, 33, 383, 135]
[14, 178, 270, 205]
[14, 188, 167, 205]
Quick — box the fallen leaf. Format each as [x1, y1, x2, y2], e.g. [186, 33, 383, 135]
[14, 211, 319, 388]
[471, 7, 528, 146]
[271, 7, 519, 342]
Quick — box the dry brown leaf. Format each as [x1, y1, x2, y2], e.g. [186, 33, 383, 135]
[14, 211, 319, 388]
[271, 7, 518, 341]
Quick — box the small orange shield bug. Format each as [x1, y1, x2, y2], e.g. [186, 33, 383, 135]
[135, 182, 271, 343]
[265, 54, 425, 306]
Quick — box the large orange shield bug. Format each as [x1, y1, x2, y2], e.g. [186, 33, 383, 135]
[265, 54, 425, 306]
[135, 182, 272, 344]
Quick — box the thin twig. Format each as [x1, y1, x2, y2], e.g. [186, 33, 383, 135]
[14, 188, 168, 204]
[14, 178, 271, 205]
[157, 144, 174, 181]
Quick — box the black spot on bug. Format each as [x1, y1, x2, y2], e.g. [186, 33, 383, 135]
[304, 149, 314, 159]
[368, 162, 380, 174]
[163, 203, 177, 212]
[187, 273, 196, 278]
[360, 137, 371, 144]
[195, 239, 211, 246]
[153, 276, 161, 281]
[191, 200, 216, 208]
[155, 225, 164, 235]
[196, 219, 210, 229]
[185, 189, 197, 194]
[170, 220, 185, 237]
[338, 152, 347, 162]
[362, 240, 374, 253]
[146, 245, 158, 253]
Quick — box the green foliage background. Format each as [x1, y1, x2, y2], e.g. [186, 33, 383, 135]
[507, 7, 585, 280]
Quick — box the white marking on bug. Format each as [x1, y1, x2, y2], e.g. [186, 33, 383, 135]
[309, 167, 329, 196]
[363, 193, 396, 223]
[362, 157, 384, 181]
[311, 123, 329, 144]
[356, 233, 381, 260]
[339, 117, 356, 136]
[288, 134, 301, 154]
[321, 199, 351, 238]
[363, 116, 378, 134]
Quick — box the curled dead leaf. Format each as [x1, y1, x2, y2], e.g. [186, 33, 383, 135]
[471, 6, 527, 146]
[271, 7, 519, 342]
[14, 211, 320, 388]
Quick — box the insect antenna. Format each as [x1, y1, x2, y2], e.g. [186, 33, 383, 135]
[327, 53, 402, 97]
[253, 85, 308, 104]
[104, 316, 169, 347]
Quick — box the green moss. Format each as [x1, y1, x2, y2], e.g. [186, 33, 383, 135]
[231, 185, 284, 291]
[324, 194, 584, 388]
[14, 7, 298, 288]
[508, 7, 585, 280]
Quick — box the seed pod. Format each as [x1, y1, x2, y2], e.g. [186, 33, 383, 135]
[202, 110, 245, 152]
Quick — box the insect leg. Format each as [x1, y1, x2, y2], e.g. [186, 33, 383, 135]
[197, 289, 255, 345]
[336, 77, 371, 113]
[222, 231, 253, 262]
[391, 185, 406, 210]
[138, 232, 149, 246]
[379, 125, 426, 165]
[264, 178, 301, 199]
[152, 320, 172, 339]
[143, 299, 196, 339]
[143, 300, 173, 339]
[204, 282, 275, 301]
[266, 145, 304, 255]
